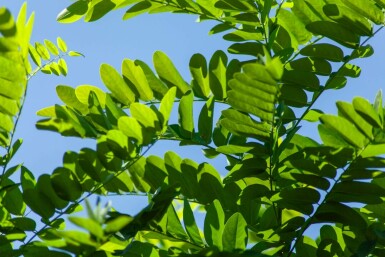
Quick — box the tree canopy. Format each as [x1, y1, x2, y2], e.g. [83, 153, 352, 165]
[1, 0, 385, 256]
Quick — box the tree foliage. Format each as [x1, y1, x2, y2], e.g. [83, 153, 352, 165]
[1, 0, 385, 256]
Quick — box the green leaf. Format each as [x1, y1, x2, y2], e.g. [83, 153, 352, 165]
[56, 85, 88, 114]
[190, 53, 210, 98]
[58, 59, 68, 76]
[285, 57, 332, 75]
[183, 199, 204, 246]
[303, 109, 324, 122]
[314, 202, 367, 228]
[153, 51, 189, 97]
[2, 179, 25, 215]
[35, 42, 50, 60]
[351, 45, 374, 59]
[118, 116, 143, 145]
[159, 87, 176, 132]
[135, 60, 169, 100]
[44, 39, 59, 56]
[204, 199, 225, 250]
[20, 166, 35, 191]
[84, 0, 116, 22]
[28, 44, 41, 67]
[51, 167, 83, 201]
[123, 1, 152, 20]
[178, 91, 194, 139]
[100, 63, 134, 106]
[282, 70, 320, 91]
[11, 217, 36, 231]
[279, 84, 308, 107]
[122, 59, 153, 101]
[328, 181, 385, 204]
[323, 4, 372, 36]
[57, 0, 89, 23]
[198, 96, 215, 144]
[341, 0, 384, 25]
[75, 84, 106, 108]
[353, 97, 382, 128]
[277, 9, 312, 45]
[23, 188, 55, 219]
[339, 64, 361, 78]
[37, 174, 69, 210]
[68, 51, 84, 57]
[57, 37, 68, 52]
[209, 50, 228, 100]
[130, 102, 161, 131]
[69, 217, 104, 238]
[320, 114, 367, 148]
[306, 21, 360, 48]
[336, 101, 373, 139]
[222, 212, 247, 251]
[300, 43, 344, 62]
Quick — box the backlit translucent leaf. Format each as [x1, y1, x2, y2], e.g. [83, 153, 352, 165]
[35, 42, 50, 60]
[183, 199, 204, 246]
[336, 101, 373, 139]
[292, 0, 324, 25]
[159, 87, 176, 132]
[44, 39, 59, 56]
[75, 84, 106, 108]
[353, 97, 382, 128]
[277, 9, 312, 45]
[153, 51, 189, 97]
[68, 51, 84, 57]
[28, 44, 41, 66]
[341, 0, 384, 25]
[122, 59, 153, 101]
[58, 58, 68, 76]
[306, 21, 360, 48]
[123, 1, 152, 20]
[209, 50, 228, 100]
[323, 4, 372, 36]
[222, 212, 247, 251]
[100, 64, 134, 106]
[55, 85, 76, 107]
[178, 91, 194, 139]
[57, 0, 89, 23]
[189, 53, 210, 98]
[130, 102, 160, 131]
[320, 115, 367, 148]
[135, 60, 168, 100]
[84, 0, 116, 22]
[69, 217, 104, 238]
[198, 96, 214, 144]
[57, 37, 67, 52]
[118, 116, 143, 145]
[204, 199, 224, 250]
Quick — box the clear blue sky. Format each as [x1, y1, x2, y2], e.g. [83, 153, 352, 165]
[5, 1, 385, 219]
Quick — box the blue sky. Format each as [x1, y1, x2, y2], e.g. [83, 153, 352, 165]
[5, 1, 385, 226]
